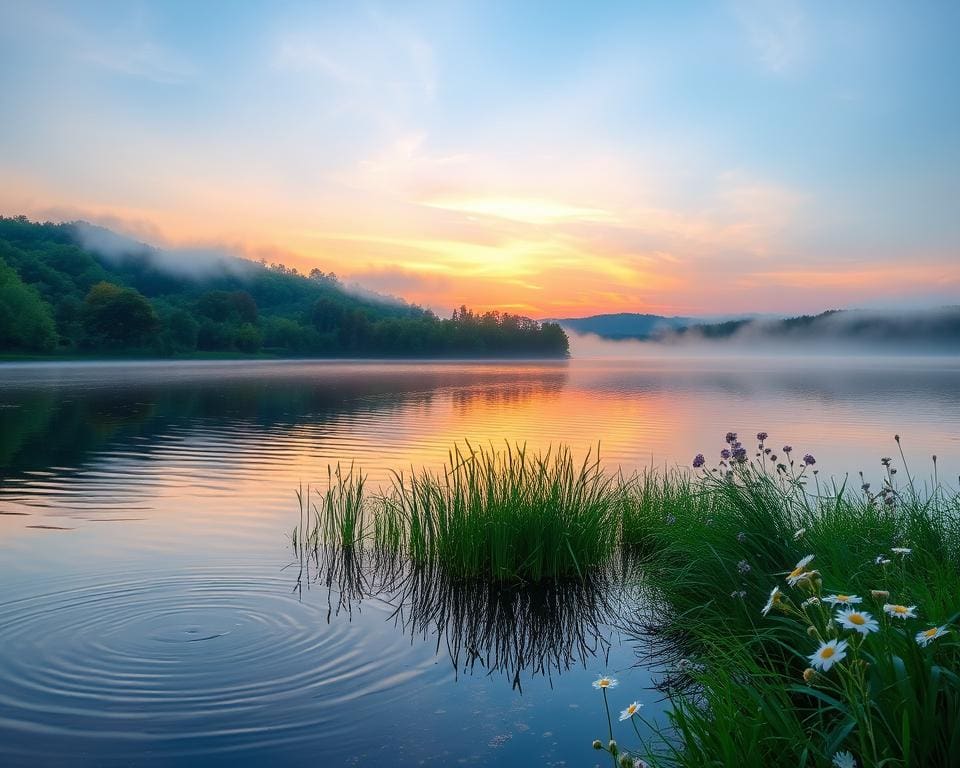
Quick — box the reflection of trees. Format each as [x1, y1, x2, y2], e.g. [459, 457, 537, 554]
[295, 543, 618, 691]
[0, 364, 569, 482]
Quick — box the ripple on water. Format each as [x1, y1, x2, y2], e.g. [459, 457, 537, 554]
[0, 565, 443, 764]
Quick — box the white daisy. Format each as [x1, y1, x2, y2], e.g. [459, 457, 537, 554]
[793, 528, 806, 540]
[836, 608, 879, 636]
[915, 625, 949, 647]
[786, 555, 815, 586]
[823, 594, 862, 606]
[809, 639, 848, 672]
[618, 701, 642, 721]
[762, 586, 782, 616]
[883, 603, 917, 620]
[832, 751, 857, 768]
[592, 675, 619, 690]
[875, 555, 891, 566]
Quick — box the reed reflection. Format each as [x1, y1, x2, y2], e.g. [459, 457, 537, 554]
[294, 541, 620, 690]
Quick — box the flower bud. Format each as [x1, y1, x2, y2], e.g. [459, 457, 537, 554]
[802, 668, 816, 683]
[620, 755, 635, 768]
[807, 625, 818, 637]
[592, 740, 603, 750]
[609, 740, 618, 756]
[871, 590, 890, 600]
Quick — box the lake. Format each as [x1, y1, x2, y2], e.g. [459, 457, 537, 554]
[1, 357, 958, 767]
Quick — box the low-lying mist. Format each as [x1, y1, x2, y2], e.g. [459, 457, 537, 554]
[565, 307, 960, 359]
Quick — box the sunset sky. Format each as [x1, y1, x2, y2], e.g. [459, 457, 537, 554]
[1, 1, 957, 318]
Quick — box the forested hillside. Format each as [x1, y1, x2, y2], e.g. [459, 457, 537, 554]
[0, 216, 568, 358]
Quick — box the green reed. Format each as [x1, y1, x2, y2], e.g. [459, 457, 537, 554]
[295, 463, 368, 551]
[379, 443, 621, 581]
[297, 443, 622, 582]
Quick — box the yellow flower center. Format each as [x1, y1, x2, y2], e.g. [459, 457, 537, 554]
[627, 705, 636, 714]
[788, 567, 802, 578]
[599, 679, 610, 687]
[821, 647, 835, 659]
[925, 628, 938, 638]
[894, 606, 907, 614]
[849, 614, 866, 625]
[837, 595, 849, 601]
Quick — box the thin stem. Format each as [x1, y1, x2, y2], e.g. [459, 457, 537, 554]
[602, 687, 617, 767]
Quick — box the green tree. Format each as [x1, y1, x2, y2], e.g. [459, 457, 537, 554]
[0, 255, 57, 351]
[81, 282, 158, 348]
[165, 309, 199, 351]
[235, 323, 263, 352]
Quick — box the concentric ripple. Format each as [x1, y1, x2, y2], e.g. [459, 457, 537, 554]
[0, 565, 442, 765]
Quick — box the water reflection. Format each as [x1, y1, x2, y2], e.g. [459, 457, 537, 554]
[296, 545, 621, 690]
[0, 362, 569, 482]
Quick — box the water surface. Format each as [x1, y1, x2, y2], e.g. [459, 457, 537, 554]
[1, 357, 958, 766]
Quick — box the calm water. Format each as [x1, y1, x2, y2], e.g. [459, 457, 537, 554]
[1, 357, 959, 767]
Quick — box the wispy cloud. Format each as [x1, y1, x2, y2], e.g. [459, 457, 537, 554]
[732, 0, 806, 73]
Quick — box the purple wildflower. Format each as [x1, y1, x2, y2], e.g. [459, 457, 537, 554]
[721, 449, 731, 460]
[736, 531, 747, 543]
[733, 447, 748, 463]
[782, 445, 792, 454]
[757, 432, 768, 442]
[736, 559, 751, 575]
[725, 432, 738, 444]
[692, 454, 705, 469]
[803, 454, 816, 466]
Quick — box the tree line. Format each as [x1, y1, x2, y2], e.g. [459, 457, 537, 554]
[0, 216, 569, 358]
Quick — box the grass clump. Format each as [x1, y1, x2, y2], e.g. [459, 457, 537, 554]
[296, 442, 621, 583]
[381, 443, 619, 581]
[596, 433, 960, 768]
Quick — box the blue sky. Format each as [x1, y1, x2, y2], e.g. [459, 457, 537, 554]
[0, 0, 957, 316]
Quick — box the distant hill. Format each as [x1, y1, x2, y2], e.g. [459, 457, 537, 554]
[0, 216, 568, 358]
[553, 312, 696, 339]
[654, 308, 960, 350]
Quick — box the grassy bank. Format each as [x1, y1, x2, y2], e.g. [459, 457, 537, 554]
[294, 438, 960, 767]
[600, 436, 960, 768]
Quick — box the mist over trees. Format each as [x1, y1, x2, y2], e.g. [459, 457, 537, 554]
[0, 216, 569, 359]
